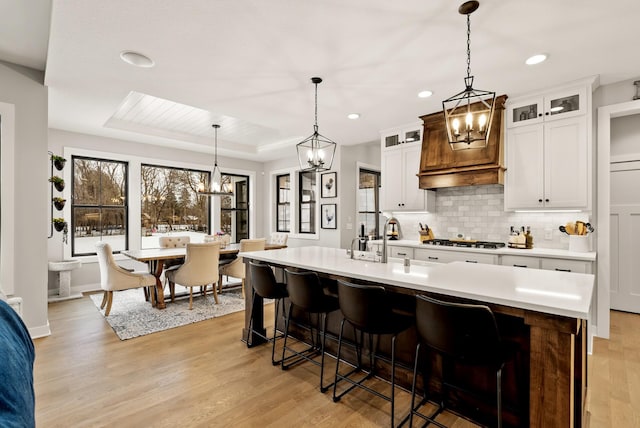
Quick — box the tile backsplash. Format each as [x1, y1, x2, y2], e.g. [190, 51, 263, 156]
[388, 185, 591, 250]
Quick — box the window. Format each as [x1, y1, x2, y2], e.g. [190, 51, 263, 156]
[140, 164, 210, 249]
[220, 173, 249, 242]
[358, 168, 381, 240]
[71, 156, 128, 256]
[298, 171, 316, 234]
[276, 174, 290, 232]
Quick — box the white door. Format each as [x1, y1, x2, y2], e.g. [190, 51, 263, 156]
[610, 160, 640, 313]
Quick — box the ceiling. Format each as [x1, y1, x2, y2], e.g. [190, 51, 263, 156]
[2, 0, 639, 162]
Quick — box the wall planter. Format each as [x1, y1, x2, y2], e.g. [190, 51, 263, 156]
[53, 197, 66, 211]
[49, 176, 65, 192]
[51, 154, 67, 171]
[52, 218, 67, 232]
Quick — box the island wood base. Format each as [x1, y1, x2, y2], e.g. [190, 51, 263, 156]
[241, 258, 587, 428]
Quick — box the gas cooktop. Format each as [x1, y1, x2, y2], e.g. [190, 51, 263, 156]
[423, 239, 506, 249]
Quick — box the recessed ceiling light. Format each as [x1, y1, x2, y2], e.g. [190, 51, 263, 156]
[347, 113, 360, 120]
[120, 50, 155, 68]
[418, 90, 433, 98]
[525, 54, 547, 65]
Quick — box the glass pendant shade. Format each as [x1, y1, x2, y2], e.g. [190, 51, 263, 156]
[198, 124, 232, 196]
[443, 1, 496, 151]
[297, 77, 336, 172]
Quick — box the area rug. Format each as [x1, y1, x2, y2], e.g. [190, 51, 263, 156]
[89, 286, 248, 340]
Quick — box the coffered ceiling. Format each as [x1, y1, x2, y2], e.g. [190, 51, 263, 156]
[1, 0, 639, 161]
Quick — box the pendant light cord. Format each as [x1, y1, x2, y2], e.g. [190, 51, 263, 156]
[314, 81, 319, 133]
[213, 124, 219, 166]
[466, 13, 471, 79]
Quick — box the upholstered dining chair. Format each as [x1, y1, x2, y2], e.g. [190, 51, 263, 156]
[165, 242, 221, 309]
[95, 242, 157, 316]
[158, 235, 191, 298]
[218, 238, 266, 297]
[269, 232, 288, 246]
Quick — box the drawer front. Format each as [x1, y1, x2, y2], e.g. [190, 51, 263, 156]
[540, 258, 591, 274]
[500, 255, 541, 269]
[389, 247, 414, 259]
[415, 249, 497, 265]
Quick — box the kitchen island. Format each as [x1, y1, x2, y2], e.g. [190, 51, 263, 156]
[240, 246, 594, 427]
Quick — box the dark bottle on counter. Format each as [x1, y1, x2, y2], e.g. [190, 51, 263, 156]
[525, 226, 533, 249]
[527, 105, 537, 119]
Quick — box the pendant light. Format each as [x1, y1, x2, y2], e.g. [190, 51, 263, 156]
[296, 77, 336, 172]
[198, 124, 233, 196]
[442, 1, 496, 150]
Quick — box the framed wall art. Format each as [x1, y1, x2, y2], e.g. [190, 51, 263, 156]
[321, 204, 337, 229]
[321, 172, 337, 198]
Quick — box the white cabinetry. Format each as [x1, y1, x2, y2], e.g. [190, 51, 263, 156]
[505, 81, 594, 211]
[389, 246, 414, 259]
[381, 123, 435, 212]
[414, 248, 498, 265]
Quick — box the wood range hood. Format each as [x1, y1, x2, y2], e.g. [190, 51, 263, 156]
[418, 94, 507, 190]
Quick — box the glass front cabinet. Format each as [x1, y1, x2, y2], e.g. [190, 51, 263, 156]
[381, 123, 422, 148]
[506, 86, 587, 128]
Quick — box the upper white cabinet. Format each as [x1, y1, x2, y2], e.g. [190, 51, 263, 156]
[506, 86, 587, 128]
[381, 123, 435, 212]
[504, 79, 595, 211]
[381, 123, 422, 148]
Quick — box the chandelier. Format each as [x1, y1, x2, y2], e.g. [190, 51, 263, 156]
[442, 1, 496, 150]
[198, 124, 233, 196]
[296, 77, 336, 172]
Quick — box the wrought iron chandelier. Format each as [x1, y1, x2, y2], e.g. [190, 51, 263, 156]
[198, 124, 233, 196]
[442, 1, 496, 150]
[296, 77, 336, 172]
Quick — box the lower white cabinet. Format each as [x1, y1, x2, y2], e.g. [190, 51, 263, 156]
[540, 258, 591, 274]
[389, 246, 414, 259]
[414, 248, 498, 265]
[501, 255, 592, 274]
[500, 255, 540, 269]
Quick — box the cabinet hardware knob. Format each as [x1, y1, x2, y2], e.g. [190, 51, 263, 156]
[465, 260, 478, 263]
[545, 199, 549, 202]
[397, 252, 406, 256]
[538, 113, 543, 117]
[514, 264, 527, 268]
[545, 112, 550, 115]
[428, 256, 438, 260]
[538, 199, 543, 203]
[555, 268, 571, 272]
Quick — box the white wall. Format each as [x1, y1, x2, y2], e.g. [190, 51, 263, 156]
[0, 60, 49, 336]
[47, 128, 265, 292]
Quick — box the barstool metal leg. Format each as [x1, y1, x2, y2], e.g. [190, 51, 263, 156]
[497, 366, 503, 428]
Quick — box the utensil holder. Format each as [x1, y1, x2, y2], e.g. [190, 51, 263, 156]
[569, 235, 591, 253]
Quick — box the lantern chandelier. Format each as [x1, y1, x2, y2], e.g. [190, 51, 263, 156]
[296, 77, 337, 172]
[198, 124, 233, 196]
[442, 1, 496, 150]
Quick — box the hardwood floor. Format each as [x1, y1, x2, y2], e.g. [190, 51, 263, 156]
[33, 296, 637, 427]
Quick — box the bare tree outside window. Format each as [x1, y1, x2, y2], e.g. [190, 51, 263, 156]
[72, 157, 128, 256]
[140, 164, 210, 248]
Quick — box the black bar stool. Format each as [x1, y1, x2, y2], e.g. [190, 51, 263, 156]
[282, 269, 339, 392]
[408, 294, 517, 428]
[332, 280, 414, 427]
[247, 261, 289, 365]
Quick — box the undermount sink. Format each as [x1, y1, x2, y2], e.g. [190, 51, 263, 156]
[348, 250, 381, 263]
[48, 259, 82, 271]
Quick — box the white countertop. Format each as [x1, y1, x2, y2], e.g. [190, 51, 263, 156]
[240, 246, 594, 320]
[369, 239, 597, 262]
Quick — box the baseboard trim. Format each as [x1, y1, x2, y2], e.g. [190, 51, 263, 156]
[29, 322, 51, 339]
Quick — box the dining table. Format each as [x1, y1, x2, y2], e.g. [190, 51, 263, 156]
[122, 243, 286, 309]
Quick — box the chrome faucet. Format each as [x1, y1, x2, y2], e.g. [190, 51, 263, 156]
[381, 216, 399, 263]
[350, 237, 361, 260]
